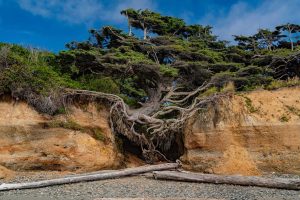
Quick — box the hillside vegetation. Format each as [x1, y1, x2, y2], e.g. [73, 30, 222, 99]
[0, 9, 299, 162]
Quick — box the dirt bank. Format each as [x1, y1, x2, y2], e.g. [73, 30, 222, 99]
[0, 96, 124, 175]
[181, 86, 300, 176]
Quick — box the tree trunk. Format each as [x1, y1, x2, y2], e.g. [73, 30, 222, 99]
[144, 27, 148, 40]
[0, 163, 179, 191]
[290, 37, 294, 51]
[128, 17, 132, 36]
[289, 33, 294, 51]
[287, 25, 294, 51]
[152, 171, 300, 190]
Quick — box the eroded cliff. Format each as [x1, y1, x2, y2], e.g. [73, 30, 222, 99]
[181, 87, 300, 175]
[0, 87, 299, 178]
[0, 96, 123, 174]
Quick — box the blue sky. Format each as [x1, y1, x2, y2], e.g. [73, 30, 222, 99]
[1, 0, 300, 52]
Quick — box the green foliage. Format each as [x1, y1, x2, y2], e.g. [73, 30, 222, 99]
[120, 77, 146, 98]
[210, 71, 235, 88]
[243, 96, 259, 113]
[199, 87, 218, 97]
[45, 119, 108, 142]
[265, 77, 300, 90]
[55, 107, 67, 115]
[279, 114, 290, 122]
[119, 94, 138, 107]
[92, 128, 106, 142]
[285, 105, 300, 118]
[209, 62, 244, 73]
[116, 49, 150, 62]
[197, 49, 223, 63]
[1, 9, 300, 114]
[84, 76, 120, 94]
[159, 65, 179, 77]
[45, 119, 84, 131]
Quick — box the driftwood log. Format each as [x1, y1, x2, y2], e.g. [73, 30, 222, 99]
[0, 163, 179, 191]
[152, 171, 300, 190]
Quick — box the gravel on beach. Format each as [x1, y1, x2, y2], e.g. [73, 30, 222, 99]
[0, 172, 300, 200]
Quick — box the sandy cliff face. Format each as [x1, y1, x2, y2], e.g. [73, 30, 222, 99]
[181, 87, 300, 176]
[0, 87, 299, 177]
[0, 97, 122, 173]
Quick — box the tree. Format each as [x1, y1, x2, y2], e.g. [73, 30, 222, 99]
[121, 9, 185, 40]
[180, 25, 215, 41]
[158, 16, 185, 35]
[234, 35, 258, 51]
[121, 8, 137, 36]
[0, 45, 11, 69]
[255, 29, 279, 51]
[123, 9, 165, 40]
[276, 23, 300, 51]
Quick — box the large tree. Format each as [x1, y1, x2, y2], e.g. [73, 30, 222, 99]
[234, 35, 258, 51]
[120, 9, 186, 39]
[276, 23, 300, 51]
[255, 29, 279, 51]
[120, 8, 138, 36]
[121, 9, 165, 40]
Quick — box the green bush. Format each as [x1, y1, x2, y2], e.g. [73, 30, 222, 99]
[86, 77, 120, 94]
[92, 128, 106, 142]
[45, 119, 84, 131]
[159, 65, 179, 77]
[199, 86, 218, 97]
[243, 96, 259, 113]
[265, 77, 300, 90]
[279, 114, 290, 122]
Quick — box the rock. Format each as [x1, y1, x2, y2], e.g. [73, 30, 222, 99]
[0, 165, 14, 179]
[181, 87, 300, 175]
[0, 97, 122, 172]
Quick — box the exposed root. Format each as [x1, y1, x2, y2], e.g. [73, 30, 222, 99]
[63, 83, 226, 163]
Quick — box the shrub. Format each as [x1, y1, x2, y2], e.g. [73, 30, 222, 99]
[285, 105, 300, 118]
[210, 71, 235, 88]
[279, 114, 290, 122]
[45, 119, 84, 131]
[243, 96, 259, 113]
[197, 49, 224, 63]
[265, 77, 300, 90]
[200, 86, 218, 97]
[159, 65, 179, 77]
[87, 77, 120, 94]
[209, 62, 243, 73]
[91, 127, 106, 142]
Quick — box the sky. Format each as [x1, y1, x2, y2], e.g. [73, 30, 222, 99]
[1, 0, 300, 52]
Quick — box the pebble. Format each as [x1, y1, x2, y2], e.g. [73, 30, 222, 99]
[0, 174, 300, 200]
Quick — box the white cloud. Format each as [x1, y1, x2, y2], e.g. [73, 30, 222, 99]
[103, 0, 156, 23]
[17, 0, 156, 25]
[199, 0, 300, 41]
[17, 0, 102, 24]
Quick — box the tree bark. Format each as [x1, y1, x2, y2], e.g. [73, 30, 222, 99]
[128, 17, 132, 36]
[152, 171, 300, 190]
[0, 163, 179, 191]
[288, 33, 294, 51]
[287, 24, 294, 51]
[144, 27, 148, 40]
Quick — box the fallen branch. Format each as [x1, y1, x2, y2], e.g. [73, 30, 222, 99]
[152, 171, 300, 190]
[0, 163, 179, 191]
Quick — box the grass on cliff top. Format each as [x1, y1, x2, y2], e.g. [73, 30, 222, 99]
[265, 77, 300, 90]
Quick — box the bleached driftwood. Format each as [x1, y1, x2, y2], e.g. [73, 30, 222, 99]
[152, 171, 300, 190]
[0, 163, 179, 191]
